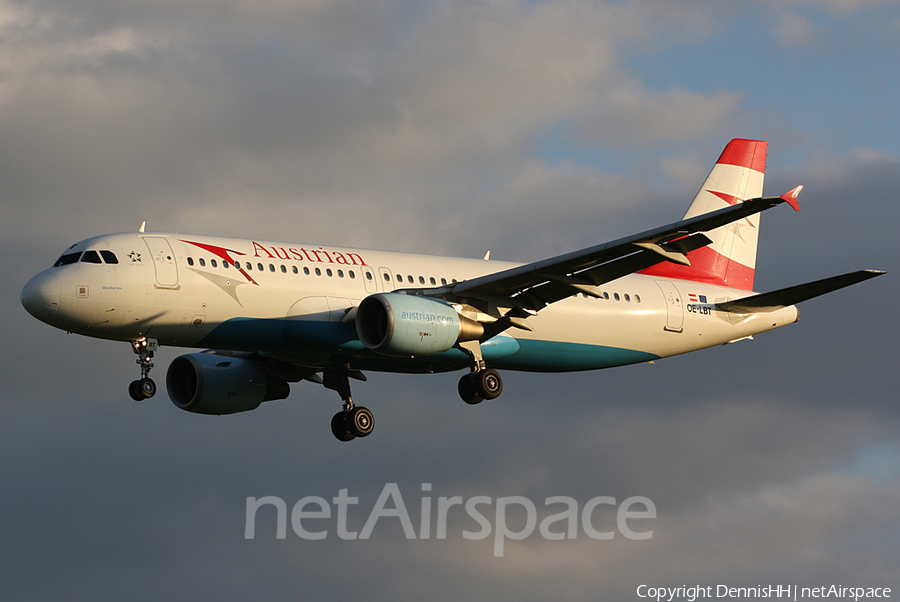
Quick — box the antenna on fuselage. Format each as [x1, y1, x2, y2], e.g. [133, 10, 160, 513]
[139, 221, 146, 233]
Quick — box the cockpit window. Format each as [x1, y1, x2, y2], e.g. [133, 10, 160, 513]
[81, 250, 102, 264]
[53, 252, 82, 267]
[100, 250, 118, 264]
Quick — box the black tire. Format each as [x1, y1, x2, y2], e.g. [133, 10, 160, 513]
[458, 373, 483, 405]
[476, 369, 503, 400]
[139, 378, 157, 399]
[129, 380, 145, 402]
[331, 412, 356, 442]
[348, 406, 375, 438]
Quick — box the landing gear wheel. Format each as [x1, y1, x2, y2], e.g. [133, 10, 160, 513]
[139, 377, 157, 399]
[129, 380, 144, 402]
[476, 369, 503, 400]
[458, 373, 484, 405]
[348, 406, 375, 438]
[331, 412, 356, 442]
[129, 378, 157, 401]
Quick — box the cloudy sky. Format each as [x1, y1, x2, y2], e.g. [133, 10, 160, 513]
[2, 0, 898, 599]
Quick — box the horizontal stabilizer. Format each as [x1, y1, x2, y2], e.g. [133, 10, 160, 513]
[716, 270, 885, 313]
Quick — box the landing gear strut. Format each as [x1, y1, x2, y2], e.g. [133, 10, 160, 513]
[324, 364, 374, 442]
[457, 340, 504, 405]
[129, 338, 158, 401]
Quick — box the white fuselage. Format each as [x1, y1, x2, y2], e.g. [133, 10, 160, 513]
[22, 232, 799, 374]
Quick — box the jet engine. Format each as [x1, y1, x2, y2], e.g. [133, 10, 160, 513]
[356, 293, 484, 357]
[355, 293, 484, 357]
[166, 353, 290, 415]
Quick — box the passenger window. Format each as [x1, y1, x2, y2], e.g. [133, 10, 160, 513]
[315, 268, 321, 276]
[348, 270, 355, 279]
[187, 257, 194, 266]
[625, 294, 631, 302]
[100, 250, 118, 264]
[419, 276, 425, 284]
[304, 267, 310, 275]
[211, 259, 218, 268]
[441, 278, 447, 285]
[281, 265, 287, 273]
[614, 293, 620, 301]
[292, 266, 298, 274]
[430, 277, 436, 285]
[81, 250, 102, 264]
[337, 270, 344, 278]
[223, 261, 229, 269]
[635, 295, 641, 303]
[383, 273, 390, 281]
[199, 258, 206, 267]
[408, 275, 414, 284]
[326, 269, 333, 277]
[269, 264, 275, 272]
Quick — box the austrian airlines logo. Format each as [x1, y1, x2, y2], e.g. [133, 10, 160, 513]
[708, 190, 757, 230]
[181, 240, 259, 285]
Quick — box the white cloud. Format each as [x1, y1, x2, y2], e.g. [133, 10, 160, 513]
[772, 11, 823, 50]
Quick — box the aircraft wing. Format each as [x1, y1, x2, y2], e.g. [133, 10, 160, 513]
[439, 188, 803, 320]
[716, 270, 886, 313]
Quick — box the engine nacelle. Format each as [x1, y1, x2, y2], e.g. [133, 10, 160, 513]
[166, 353, 290, 415]
[355, 293, 484, 357]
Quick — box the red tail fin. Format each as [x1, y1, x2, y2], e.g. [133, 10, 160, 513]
[641, 139, 767, 290]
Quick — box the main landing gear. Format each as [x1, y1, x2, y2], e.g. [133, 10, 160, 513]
[456, 339, 504, 405]
[457, 368, 503, 405]
[325, 364, 375, 442]
[128, 337, 158, 401]
[320, 341, 505, 441]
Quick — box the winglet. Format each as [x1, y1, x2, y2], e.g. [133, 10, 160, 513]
[781, 185, 802, 211]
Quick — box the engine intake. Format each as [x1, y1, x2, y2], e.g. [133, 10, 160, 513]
[355, 293, 484, 357]
[166, 353, 290, 415]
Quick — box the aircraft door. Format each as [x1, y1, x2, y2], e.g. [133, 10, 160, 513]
[655, 280, 684, 333]
[361, 266, 378, 294]
[143, 237, 179, 288]
[378, 267, 395, 292]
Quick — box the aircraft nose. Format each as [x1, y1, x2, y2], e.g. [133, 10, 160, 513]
[21, 271, 61, 323]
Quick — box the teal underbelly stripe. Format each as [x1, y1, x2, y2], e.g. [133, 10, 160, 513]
[197, 317, 659, 373]
[490, 339, 659, 372]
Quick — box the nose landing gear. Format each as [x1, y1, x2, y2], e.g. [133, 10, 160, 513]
[128, 338, 158, 401]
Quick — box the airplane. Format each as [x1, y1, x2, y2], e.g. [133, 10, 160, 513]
[20, 139, 884, 441]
